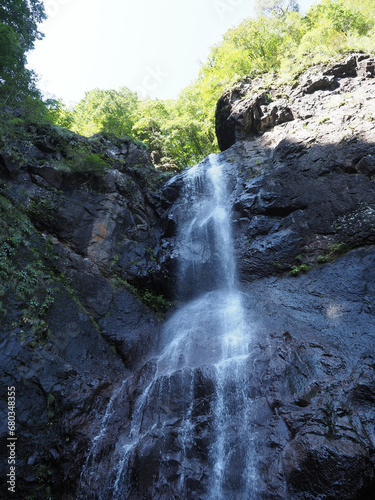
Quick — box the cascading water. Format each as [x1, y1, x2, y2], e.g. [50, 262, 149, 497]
[78, 154, 258, 499]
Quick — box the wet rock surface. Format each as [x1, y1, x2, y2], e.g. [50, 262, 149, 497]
[244, 248, 375, 499]
[78, 248, 375, 500]
[0, 130, 166, 498]
[1, 55, 375, 499]
[216, 54, 375, 283]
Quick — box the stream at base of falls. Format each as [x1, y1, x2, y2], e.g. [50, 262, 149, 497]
[78, 154, 259, 499]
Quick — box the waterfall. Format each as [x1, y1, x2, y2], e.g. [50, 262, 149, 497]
[78, 154, 258, 499]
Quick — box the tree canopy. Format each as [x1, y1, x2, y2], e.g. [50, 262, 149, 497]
[71, 87, 138, 138]
[0, 0, 46, 107]
[0, 0, 46, 51]
[50, 0, 375, 169]
[0, 0, 374, 168]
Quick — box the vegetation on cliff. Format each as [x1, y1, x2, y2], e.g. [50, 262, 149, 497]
[1, 1, 375, 169]
[50, 0, 375, 168]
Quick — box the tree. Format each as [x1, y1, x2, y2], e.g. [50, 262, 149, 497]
[256, 0, 299, 17]
[0, 23, 23, 74]
[0, 0, 46, 107]
[0, 0, 46, 51]
[305, 0, 371, 36]
[131, 99, 170, 159]
[47, 99, 74, 129]
[71, 87, 138, 137]
[50, 0, 375, 170]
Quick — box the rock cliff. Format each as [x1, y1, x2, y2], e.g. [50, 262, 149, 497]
[1, 53, 375, 499]
[0, 126, 171, 498]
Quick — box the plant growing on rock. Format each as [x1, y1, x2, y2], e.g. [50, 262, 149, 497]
[289, 263, 312, 276]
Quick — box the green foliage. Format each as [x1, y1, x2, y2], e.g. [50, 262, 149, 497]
[47, 99, 74, 129]
[111, 274, 172, 316]
[27, 195, 57, 226]
[317, 254, 333, 263]
[70, 87, 138, 138]
[0, 0, 46, 52]
[72, 152, 109, 177]
[305, 0, 372, 36]
[0, 0, 46, 108]
[141, 289, 169, 313]
[43, 131, 112, 177]
[0, 23, 23, 73]
[330, 242, 347, 253]
[317, 241, 348, 263]
[131, 90, 217, 168]
[57, 86, 217, 170]
[289, 264, 312, 276]
[50, 0, 375, 169]
[0, 192, 57, 339]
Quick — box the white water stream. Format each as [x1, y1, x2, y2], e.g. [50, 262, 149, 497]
[79, 154, 257, 499]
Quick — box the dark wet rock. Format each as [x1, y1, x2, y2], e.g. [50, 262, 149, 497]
[214, 55, 375, 282]
[216, 54, 375, 152]
[2, 55, 375, 499]
[75, 249, 375, 499]
[0, 127, 166, 498]
[99, 288, 162, 369]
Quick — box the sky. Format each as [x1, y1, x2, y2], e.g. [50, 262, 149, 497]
[27, 0, 317, 105]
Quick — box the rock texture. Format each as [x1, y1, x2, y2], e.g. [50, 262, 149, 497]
[133, 54, 375, 499]
[0, 128, 167, 498]
[242, 247, 375, 499]
[210, 56, 375, 496]
[1, 54, 375, 499]
[215, 54, 375, 283]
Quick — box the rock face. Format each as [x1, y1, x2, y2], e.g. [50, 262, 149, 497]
[215, 54, 375, 283]
[133, 54, 375, 499]
[1, 54, 375, 499]
[242, 248, 375, 499]
[209, 54, 375, 497]
[215, 53, 375, 150]
[0, 128, 168, 498]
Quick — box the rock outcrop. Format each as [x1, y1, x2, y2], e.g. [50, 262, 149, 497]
[215, 53, 375, 150]
[0, 127, 169, 498]
[212, 53, 375, 498]
[215, 54, 375, 283]
[1, 53, 375, 499]
[149, 53, 375, 498]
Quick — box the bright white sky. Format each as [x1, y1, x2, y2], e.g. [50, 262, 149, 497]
[27, 0, 316, 105]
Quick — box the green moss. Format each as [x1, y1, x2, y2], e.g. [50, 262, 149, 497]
[47, 393, 55, 420]
[26, 195, 57, 226]
[317, 242, 348, 265]
[289, 264, 312, 276]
